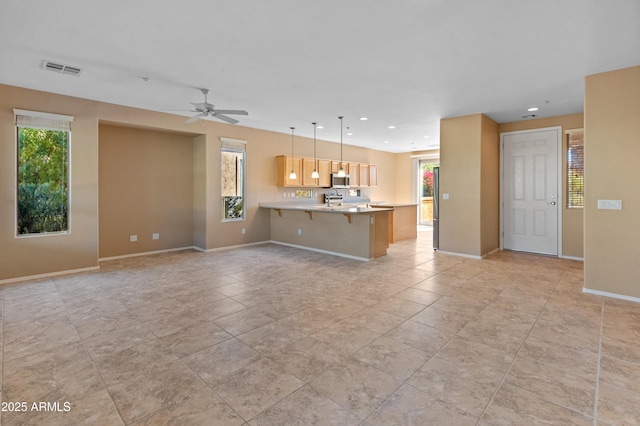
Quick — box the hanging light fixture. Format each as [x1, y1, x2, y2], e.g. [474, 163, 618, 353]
[337, 116, 346, 177]
[289, 127, 297, 180]
[311, 122, 319, 179]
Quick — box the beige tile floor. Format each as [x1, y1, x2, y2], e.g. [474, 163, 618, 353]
[2, 229, 639, 425]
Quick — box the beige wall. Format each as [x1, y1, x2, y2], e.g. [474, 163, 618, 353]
[439, 114, 499, 257]
[98, 125, 195, 258]
[480, 115, 500, 255]
[584, 65, 640, 298]
[394, 149, 440, 204]
[0, 84, 397, 281]
[499, 113, 584, 258]
[0, 86, 100, 280]
[439, 114, 483, 256]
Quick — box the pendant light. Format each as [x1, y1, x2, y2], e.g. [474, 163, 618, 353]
[337, 116, 346, 177]
[288, 127, 297, 180]
[311, 122, 319, 179]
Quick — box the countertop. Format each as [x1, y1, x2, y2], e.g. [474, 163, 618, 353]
[259, 202, 394, 214]
[369, 203, 418, 208]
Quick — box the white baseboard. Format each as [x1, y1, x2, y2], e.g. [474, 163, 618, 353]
[583, 288, 640, 304]
[98, 246, 198, 261]
[270, 241, 370, 261]
[435, 250, 483, 260]
[559, 255, 584, 261]
[0, 265, 100, 285]
[201, 241, 270, 253]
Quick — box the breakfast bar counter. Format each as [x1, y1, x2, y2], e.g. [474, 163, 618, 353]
[260, 202, 393, 260]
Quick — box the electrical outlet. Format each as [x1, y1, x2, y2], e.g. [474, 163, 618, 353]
[297, 228, 302, 235]
[241, 228, 246, 234]
[129, 234, 137, 242]
[152, 233, 160, 240]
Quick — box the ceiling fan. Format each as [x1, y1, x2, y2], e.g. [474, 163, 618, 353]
[184, 88, 248, 124]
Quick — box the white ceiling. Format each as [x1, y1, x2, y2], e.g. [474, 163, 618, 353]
[1, 1, 639, 153]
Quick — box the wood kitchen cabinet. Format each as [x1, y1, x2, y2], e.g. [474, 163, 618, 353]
[276, 155, 376, 188]
[276, 155, 302, 187]
[348, 163, 360, 187]
[369, 164, 378, 186]
[302, 158, 319, 186]
[359, 164, 370, 187]
[317, 159, 331, 187]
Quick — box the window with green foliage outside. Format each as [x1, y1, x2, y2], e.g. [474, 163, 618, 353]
[220, 138, 246, 221]
[16, 122, 70, 235]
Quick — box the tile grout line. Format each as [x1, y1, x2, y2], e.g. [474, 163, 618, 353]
[56, 281, 128, 426]
[474, 277, 563, 425]
[592, 297, 605, 425]
[359, 268, 497, 424]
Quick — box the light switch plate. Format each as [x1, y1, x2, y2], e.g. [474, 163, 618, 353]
[443, 193, 450, 200]
[597, 199, 622, 210]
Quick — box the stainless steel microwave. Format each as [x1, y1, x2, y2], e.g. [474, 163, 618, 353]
[331, 174, 350, 188]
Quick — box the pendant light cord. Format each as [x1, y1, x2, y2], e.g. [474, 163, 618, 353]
[339, 116, 344, 169]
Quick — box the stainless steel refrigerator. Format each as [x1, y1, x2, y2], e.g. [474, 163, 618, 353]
[433, 166, 439, 250]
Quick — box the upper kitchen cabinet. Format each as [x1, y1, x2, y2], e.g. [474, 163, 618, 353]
[348, 163, 360, 187]
[301, 158, 331, 187]
[359, 164, 370, 187]
[369, 164, 378, 186]
[317, 159, 331, 187]
[276, 155, 302, 187]
[331, 161, 344, 174]
[302, 158, 319, 186]
[276, 155, 375, 188]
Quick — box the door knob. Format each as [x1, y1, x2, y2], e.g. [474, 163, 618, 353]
[548, 201, 556, 205]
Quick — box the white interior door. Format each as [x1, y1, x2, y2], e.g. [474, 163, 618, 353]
[502, 128, 560, 255]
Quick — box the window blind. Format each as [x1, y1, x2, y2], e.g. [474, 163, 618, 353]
[567, 129, 584, 208]
[14, 109, 73, 131]
[220, 137, 246, 152]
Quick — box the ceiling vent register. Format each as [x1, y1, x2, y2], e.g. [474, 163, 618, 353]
[41, 60, 82, 76]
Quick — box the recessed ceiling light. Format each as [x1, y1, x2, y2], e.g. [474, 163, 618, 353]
[388, 125, 396, 129]
[347, 132, 353, 136]
[384, 141, 389, 144]
[317, 125, 323, 129]
[424, 135, 429, 138]
[359, 117, 368, 121]
[528, 107, 539, 112]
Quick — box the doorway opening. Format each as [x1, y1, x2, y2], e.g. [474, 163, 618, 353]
[419, 159, 439, 226]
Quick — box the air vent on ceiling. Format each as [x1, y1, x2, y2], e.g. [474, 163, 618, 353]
[41, 60, 82, 76]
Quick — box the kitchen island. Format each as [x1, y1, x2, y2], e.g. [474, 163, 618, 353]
[260, 202, 394, 260]
[370, 203, 418, 243]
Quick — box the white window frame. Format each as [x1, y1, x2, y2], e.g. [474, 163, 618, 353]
[14, 109, 73, 237]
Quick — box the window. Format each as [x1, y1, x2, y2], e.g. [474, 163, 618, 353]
[567, 129, 584, 208]
[15, 109, 73, 235]
[220, 138, 246, 221]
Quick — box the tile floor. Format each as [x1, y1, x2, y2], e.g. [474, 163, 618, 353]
[1, 229, 639, 425]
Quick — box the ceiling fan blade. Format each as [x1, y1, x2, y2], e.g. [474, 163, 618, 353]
[214, 109, 248, 116]
[213, 114, 239, 125]
[186, 113, 204, 123]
